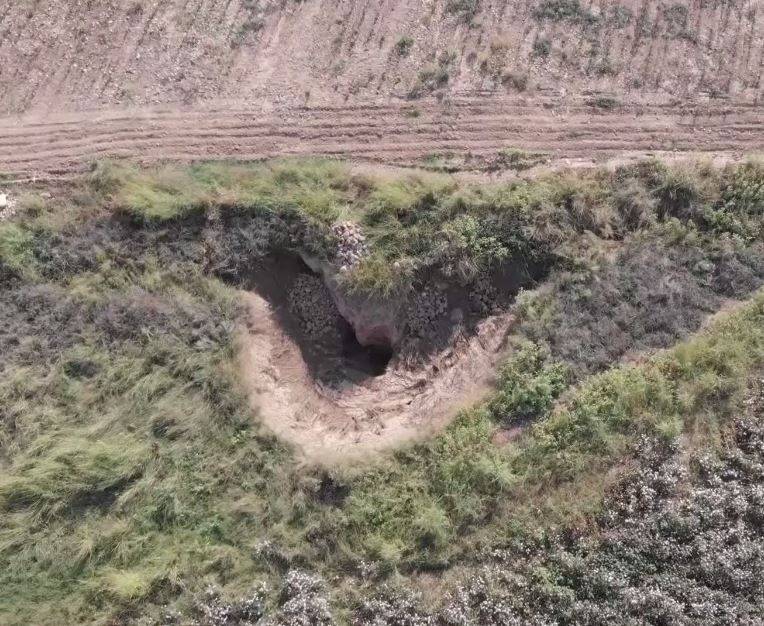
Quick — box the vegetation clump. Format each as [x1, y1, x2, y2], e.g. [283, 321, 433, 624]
[408, 51, 457, 99]
[446, 0, 480, 24]
[394, 35, 414, 57]
[532, 0, 599, 25]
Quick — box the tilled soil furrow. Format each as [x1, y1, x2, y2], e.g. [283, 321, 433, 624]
[0, 99, 760, 174]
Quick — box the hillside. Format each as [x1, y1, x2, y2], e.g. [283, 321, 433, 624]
[1, 157, 763, 624]
[3, 0, 762, 111]
[1, 0, 764, 623]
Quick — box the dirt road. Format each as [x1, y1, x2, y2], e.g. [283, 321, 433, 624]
[0, 95, 761, 178]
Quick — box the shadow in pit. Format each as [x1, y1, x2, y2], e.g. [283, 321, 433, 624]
[397, 260, 549, 363]
[242, 252, 394, 384]
[241, 252, 549, 385]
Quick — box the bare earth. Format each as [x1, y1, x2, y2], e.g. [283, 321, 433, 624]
[0, 0, 762, 177]
[239, 290, 514, 461]
[0, 96, 762, 178]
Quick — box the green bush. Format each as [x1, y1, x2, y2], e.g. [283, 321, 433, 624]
[0, 223, 35, 276]
[394, 36, 414, 56]
[489, 343, 569, 424]
[436, 215, 509, 283]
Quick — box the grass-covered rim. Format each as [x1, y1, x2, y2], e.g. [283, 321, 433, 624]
[0, 157, 763, 624]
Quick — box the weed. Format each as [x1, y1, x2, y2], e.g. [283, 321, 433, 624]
[394, 36, 414, 57]
[446, 0, 480, 24]
[532, 37, 552, 58]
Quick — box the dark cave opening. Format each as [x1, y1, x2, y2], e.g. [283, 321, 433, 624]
[339, 318, 393, 377]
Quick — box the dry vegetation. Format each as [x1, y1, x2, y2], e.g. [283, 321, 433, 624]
[0, 157, 763, 624]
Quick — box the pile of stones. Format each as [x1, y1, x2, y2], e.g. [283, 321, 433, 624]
[406, 284, 448, 339]
[333, 221, 368, 271]
[469, 275, 498, 313]
[287, 274, 340, 339]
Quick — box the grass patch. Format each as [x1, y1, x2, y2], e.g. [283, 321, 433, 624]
[0, 436, 147, 516]
[0, 157, 763, 623]
[532, 0, 598, 24]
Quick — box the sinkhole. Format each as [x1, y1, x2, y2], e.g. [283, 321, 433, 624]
[339, 317, 393, 377]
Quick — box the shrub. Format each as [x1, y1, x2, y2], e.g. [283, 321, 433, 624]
[413, 502, 452, 548]
[394, 36, 414, 57]
[275, 570, 333, 625]
[343, 254, 414, 296]
[587, 95, 620, 109]
[436, 215, 509, 283]
[719, 161, 764, 216]
[194, 585, 266, 626]
[446, 0, 480, 24]
[494, 148, 547, 171]
[611, 178, 657, 231]
[655, 166, 706, 221]
[663, 3, 691, 38]
[489, 342, 569, 424]
[532, 37, 552, 57]
[532, 0, 598, 24]
[609, 4, 633, 28]
[501, 70, 529, 91]
[408, 64, 451, 98]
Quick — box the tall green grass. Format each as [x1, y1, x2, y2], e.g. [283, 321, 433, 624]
[0, 158, 763, 623]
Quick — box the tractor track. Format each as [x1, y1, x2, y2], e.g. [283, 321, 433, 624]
[0, 96, 761, 177]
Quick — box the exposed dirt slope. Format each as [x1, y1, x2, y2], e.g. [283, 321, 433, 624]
[239, 289, 513, 461]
